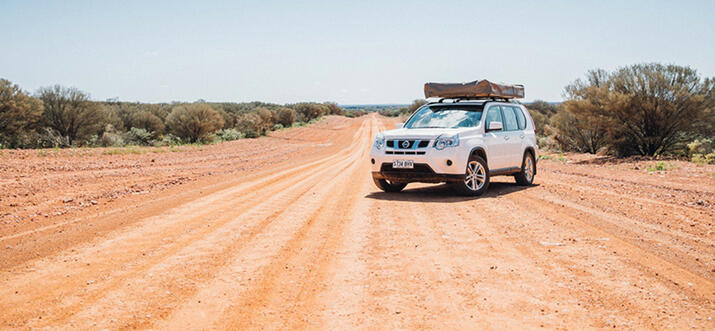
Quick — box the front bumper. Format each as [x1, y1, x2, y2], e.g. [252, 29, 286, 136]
[372, 163, 463, 183]
[370, 146, 467, 183]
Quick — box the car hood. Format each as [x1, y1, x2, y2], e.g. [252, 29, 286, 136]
[381, 127, 475, 139]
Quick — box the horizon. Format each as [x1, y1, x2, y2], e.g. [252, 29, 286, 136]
[2, 0, 713, 105]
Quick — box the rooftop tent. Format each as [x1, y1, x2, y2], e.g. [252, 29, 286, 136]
[424, 80, 525, 99]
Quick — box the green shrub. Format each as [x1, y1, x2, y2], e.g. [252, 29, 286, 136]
[692, 153, 715, 165]
[99, 124, 125, 147]
[272, 123, 284, 131]
[124, 127, 154, 146]
[214, 128, 244, 142]
[647, 161, 675, 172]
[537, 136, 558, 151]
[687, 139, 712, 156]
[558, 64, 712, 156]
[165, 103, 224, 142]
[160, 134, 185, 146]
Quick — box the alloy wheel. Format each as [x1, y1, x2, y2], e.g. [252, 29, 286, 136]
[465, 161, 486, 191]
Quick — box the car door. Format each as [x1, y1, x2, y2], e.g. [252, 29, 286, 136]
[482, 105, 509, 170]
[511, 105, 530, 163]
[500, 105, 524, 168]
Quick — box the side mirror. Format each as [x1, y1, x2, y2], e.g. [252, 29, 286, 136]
[395, 123, 404, 129]
[486, 121, 503, 132]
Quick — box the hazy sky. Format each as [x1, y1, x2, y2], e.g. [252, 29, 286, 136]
[1, 0, 713, 104]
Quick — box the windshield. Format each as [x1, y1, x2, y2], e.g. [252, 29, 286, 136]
[404, 105, 484, 129]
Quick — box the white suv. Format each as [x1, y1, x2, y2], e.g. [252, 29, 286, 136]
[370, 100, 538, 196]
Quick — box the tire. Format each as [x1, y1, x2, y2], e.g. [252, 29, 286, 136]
[373, 177, 407, 192]
[514, 152, 536, 186]
[451, 155, 490, 196]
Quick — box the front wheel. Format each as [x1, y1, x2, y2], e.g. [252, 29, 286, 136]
[373, 177, 407, 192]
[514, 152, 536, 186]
[451, 155, 490, 196]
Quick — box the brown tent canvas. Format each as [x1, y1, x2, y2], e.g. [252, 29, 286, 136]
[424, 80, 525, 99]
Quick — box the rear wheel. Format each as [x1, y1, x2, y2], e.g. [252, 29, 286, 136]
[451, 155, 490, 196]
[373, 177, 407, 192]
[514, 152, 536, 186]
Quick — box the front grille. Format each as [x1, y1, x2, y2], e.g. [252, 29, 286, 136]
[386, 151, 426, 155]
[385, 139, 430, 149]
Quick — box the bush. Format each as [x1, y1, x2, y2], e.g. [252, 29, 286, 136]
[38, 85, 105, 146]
[40, 127, 70, 147]
[557, 64, 713, 156]
[272, 123, 284, 131]
[100, 124, 125, 147]
[165, 103, 224, 142]
[691, 153, 715, 165]
[277, 107, 296, 127]
[552, 107, 609, 153]
[0, 79, 44, 148]
[124, 127, 154, 146]
[214, 128, 244, 142]
[537, 136, 558, 151]
[687, 138, 712, 156]
[129, 111, 164, 137]
[235, 112, 262, 138]
[160, 133, 184, 146]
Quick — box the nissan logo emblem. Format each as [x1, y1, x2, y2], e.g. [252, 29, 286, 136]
[401, 140, 410, 148]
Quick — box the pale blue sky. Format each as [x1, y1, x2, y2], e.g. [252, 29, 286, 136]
[1, 0, 713, 104]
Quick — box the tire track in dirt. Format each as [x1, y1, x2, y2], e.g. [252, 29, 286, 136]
[0, 126, 365, 272]
[52, 138, 369, 329]
[414, 187, 602, 328]
[487, 185, 714, 329]
[146, 117, 378, 329]
[513, 190, 715, 298]
[211, 120, 375, 329]
[528, 174, 714, 279]
[0, 118, 373, 329]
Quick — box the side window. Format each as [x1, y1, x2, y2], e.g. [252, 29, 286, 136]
[485, 106, 503, 130]
[502, 106, 518, 131]
[512, 106, 526, 130]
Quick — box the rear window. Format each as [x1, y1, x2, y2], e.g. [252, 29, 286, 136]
[512, 106, 526, 130]
[502, 106, 519, 131]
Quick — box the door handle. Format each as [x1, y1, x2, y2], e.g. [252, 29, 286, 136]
[504, 136, 510, 141]
[520, 134, 525, 139]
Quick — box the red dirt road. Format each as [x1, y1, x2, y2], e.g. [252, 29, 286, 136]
[1, 114, 713, 329]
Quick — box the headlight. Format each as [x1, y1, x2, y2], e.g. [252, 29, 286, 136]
[433, 134, 459, 150]
[373, 133, 385, 150]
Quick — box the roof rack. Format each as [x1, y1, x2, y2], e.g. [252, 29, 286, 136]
[425, 80, 524, 100]
[435, 96, 514, 103]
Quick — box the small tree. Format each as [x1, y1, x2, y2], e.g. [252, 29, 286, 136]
[324, 102, 344, 116]
[400, 99, 427, 116]
[235, 112, 262, 138]
[129, 111, 164, 138]
[255, 107, 275, 134]
[277, 107, 296, 127]
[0, 79, 43, 147]
[557, 64, 713, 156]
[165, 103, 224, 142]
[609, 64, 713, 156]
[37, 85, 104, 146]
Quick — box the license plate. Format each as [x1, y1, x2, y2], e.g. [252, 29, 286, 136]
[392, 160, 414, 169]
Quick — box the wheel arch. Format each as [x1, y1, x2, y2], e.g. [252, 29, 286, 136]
[469, 146, 488, 169]
[523, 146, 537, 175]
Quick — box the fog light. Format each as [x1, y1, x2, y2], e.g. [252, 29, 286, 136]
[446, 160, 453, 166]
[371, 158, 375, 164]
